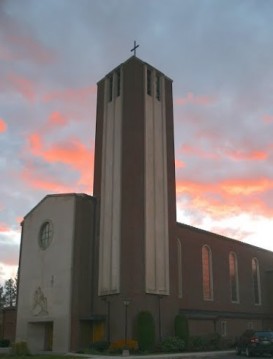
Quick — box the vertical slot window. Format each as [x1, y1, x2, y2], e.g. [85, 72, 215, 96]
[202, 245, 213, 300]
[116, 69, 121, 97]
[177, 238, 182, 298]
[221, 321, 227, 337]
[156, 74, 160, 100]
[147, 69, 152, 95]
[252, 258, 261, 305]
[109, 75, 113, 102]
[229, 252, 239, 303]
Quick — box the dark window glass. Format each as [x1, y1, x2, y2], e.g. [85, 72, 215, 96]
[116, 69, 120, 97]
[39, 221, 53, 250]
[109, 75, 113, 102]
[202, 245, 213, 300]
[147, 69, 152, 95]
[156, 74, 160, 100]
[229, 252, 239, 302]
[252, 258, 261, 304]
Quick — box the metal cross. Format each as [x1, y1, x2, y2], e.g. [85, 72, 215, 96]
[131, 41, 139, 56]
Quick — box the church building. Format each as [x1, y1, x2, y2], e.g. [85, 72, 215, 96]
[16, 55, 273, 353]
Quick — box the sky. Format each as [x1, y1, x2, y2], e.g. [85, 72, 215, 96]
[1, 0, 273, 284]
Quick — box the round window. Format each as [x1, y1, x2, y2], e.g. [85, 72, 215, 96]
[39, 221, 53, 250]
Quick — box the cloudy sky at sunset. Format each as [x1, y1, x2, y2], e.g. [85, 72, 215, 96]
[1, 0, 273, 284]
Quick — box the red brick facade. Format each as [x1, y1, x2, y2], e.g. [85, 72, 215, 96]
[1, 307, 16, 343]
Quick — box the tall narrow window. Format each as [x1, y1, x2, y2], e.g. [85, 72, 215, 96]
[147, 69, 152, 95]
[109, 75, 113, 102]
[248, 321, 254, 329]
[252, 258, 261, 305]
[177, 238, 182, 298]
[116, 69, 121, 97]
[202, 245, 213, 300]
[229, 252, 239, 302]
[221, 321, 227, 337]
[156, 74, 160, 100]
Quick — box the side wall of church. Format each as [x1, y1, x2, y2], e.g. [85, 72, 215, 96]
[16, 195, 77, 353]
[176, 223, 273, 340]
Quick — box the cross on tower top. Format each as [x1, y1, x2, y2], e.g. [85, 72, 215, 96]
[131, 41, 139, 56]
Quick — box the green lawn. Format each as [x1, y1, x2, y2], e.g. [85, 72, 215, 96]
[0, 356, 80, 359]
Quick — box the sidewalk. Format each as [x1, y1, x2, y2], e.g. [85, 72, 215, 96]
[67, 350, 235, 359]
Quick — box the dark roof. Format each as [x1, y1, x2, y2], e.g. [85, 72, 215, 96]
[176, 221, 273, 255]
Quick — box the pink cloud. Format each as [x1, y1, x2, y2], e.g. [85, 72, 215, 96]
[28, 133, 42, 153]
[16, 217, 24, 225]
[224, 148, 268, 161]
[49, 112, 68, 126]
[0, 118, 7, 133]
[0, 223, 10, 233]
[180, 144, 219, 159]
[0, 44, 15, 61]
[41, 112, 70, 133]
[175, 92, 216, 106]
[7, 73, 36, 102]
[21, 167, 75, 193]
[27, 132, 93, 193]
[220, 178, 273, 195]
[28, 133, 93, 169]
[176, 176, 273, 219]
[209, 226, 253, 242]
[262, 114, 273, 124]
[43, 86, 96, 104]
[1, 22, 56, 65]
[180, 142, 268, 162]
[175, 159, 186, 168]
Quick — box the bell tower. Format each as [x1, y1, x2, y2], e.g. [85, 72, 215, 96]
[93, 54, 177, 300]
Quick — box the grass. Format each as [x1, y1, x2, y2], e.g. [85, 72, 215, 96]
[0, 356, 80, 359]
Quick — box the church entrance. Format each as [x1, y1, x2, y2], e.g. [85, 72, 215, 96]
[79, 319, 105, 348]
[44, 322, 53, 351]
[28, 321, 54, 352]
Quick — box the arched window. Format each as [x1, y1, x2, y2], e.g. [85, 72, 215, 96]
[177, 238, 182, 298]
[252, 257, 261, 305]
[229, 252, 239, 302]
[202, 245, 213, 300]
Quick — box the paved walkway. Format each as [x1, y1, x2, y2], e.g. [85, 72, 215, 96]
[66, 350, 235, 359]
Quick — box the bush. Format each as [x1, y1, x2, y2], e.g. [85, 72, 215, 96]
[109, 339, 138, 353]
[11, 341, 30, 355]
[174, 314, 189, 348]
[136, 311, 155, 352]
[188, 332, 221, 351]
[160, 336, 185, 353]
[90, 340, 109, 352]
[0, 339, 10, 347]
[207, 332, 221, 349]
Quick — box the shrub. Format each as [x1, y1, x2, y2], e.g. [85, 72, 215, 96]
[188, 332, 221, 351]
[136, 311, 155, 352]
[11, 341, 30, 355]
[109, 339, 138, 353]
[206, 332, 221, 349]
[160, 336, 185, 353]
[174, 314, 189, 348]
[90, 340, 109, 352]
[188, 335, 205, 351]
[0, 339, 10, 347]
